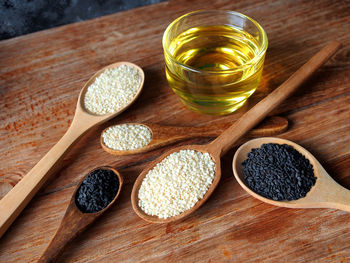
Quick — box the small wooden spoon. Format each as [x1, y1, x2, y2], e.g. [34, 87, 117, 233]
[232, 137, 350, 212]
[38, 167, 123, 263]
[0, 62, 144, 238]
[131, 41, 341, 223]
[101, 116, 289, 155]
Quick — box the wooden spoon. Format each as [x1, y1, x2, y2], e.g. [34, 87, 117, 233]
[0, 62, 144, 238]
[38, 167, 123, 263]
[232, 137, 350, 212]
[101, 116, 289, 155]
[131, 41, 341, 223]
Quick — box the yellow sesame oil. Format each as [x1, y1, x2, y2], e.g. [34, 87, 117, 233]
[165, 25, 265, 114]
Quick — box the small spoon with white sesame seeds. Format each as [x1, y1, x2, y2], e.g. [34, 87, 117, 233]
[232, 137, 350, 212]
[100, 116, 289, 156]
[131, 41, 341, 223]
[0, 62, 144, 238]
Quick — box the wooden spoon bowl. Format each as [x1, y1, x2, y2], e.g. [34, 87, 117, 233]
[38, 166, 123, 263]
[79, 61, 144, 117]
[101, 116, 289, 156]
[131, 144, 221, 223]
[131, 41, 341, 223]
[232, 137, 350, 211]
[0, 61, 144, 238]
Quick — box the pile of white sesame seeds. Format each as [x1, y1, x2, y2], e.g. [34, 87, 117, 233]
[138, 149, 216, 219]
[84, 64, 142, 115]
[102, 124, 152, 151]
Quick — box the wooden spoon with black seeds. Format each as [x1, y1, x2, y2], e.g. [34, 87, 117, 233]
[233, 137, 350, 212]
[38, 167, 123, 263]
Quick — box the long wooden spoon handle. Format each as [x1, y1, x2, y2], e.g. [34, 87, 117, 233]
[327, 184, 350, 212]
[312, 164, 350, 212]
[150, 116, 288, 138]
[37, 204, 95, 263]
[0, 121, 88, 238]
[38, 206, 80, 263]
[209, 41, 341, 156]
[332, 190, 350, 212]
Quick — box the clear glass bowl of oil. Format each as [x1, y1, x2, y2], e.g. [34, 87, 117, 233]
[162, 10, 268, 115]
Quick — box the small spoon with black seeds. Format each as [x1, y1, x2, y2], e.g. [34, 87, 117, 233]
[38, 167, 123, 263]
[233, 137, 350, 212]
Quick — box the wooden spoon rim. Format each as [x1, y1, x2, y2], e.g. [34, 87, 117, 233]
[72, 166, 124, 217]
[77, 61, 145, 121]
[232, 137, 326, 208]
[131, 145, 221, 223]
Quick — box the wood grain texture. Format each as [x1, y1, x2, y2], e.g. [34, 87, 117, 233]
[0, 0, 349, 262]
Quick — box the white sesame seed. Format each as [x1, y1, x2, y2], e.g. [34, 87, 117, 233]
[102, 124, 152, 151]
[138, 149, 216, 219]
[84, 64, 141, 115]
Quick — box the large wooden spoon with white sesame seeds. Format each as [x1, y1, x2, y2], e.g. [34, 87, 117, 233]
[0, 62, 144, 238]
[131, 41, 341, 223]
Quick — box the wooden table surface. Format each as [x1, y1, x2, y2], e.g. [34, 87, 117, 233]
[1, 0, 349, 262]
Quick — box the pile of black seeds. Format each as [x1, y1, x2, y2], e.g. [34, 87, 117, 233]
[242, 143, 316, 201]
[75, 168, 119, 213]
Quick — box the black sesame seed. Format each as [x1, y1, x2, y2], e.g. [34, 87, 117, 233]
[75, 168, 119, 213]
[242, 143, 316, 201]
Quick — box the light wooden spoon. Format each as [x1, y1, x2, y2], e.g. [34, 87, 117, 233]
[101, 116, 289, 155]
[0, 61, 144, 238]
[232, 137, 350, 212]
[38, 167, 123, 263]
[131, 41, 341, 223]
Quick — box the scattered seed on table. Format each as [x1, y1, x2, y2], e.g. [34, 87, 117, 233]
[242, 143, 316, 201]
[84, 64, 141, 115]
[103, 124, 152, 151]
[138, 149, 216, 219]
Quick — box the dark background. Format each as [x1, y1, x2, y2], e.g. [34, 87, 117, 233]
[0, 0, 166, 40]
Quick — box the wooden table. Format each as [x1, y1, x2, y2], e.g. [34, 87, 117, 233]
[1, 0, 349, 262]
